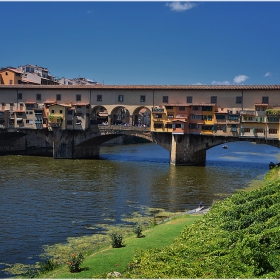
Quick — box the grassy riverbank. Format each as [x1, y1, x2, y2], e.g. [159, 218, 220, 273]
[35, 214, 203, 278]
[126, 168, 280, 278]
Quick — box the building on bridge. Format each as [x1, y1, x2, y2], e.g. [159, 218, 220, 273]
[0, 84, 279, 164]
[0, 84, 279, 141]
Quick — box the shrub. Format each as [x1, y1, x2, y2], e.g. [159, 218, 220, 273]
[66, 253, 84, 273]
[110, 232, 124, 248]
[133, 223, 144, 238]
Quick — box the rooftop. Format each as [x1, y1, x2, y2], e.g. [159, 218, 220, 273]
[1, 84, 280, 90]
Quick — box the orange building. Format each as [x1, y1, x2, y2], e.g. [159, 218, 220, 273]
[0, 68, 23, 85]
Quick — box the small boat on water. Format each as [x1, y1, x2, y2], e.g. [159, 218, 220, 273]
[223, 145, 228, 149]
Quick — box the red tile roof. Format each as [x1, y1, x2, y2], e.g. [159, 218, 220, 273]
[1, 84, 280, 90]
[44, 100, 56, 104]
[72, 103, 90, 106]
[0, 68, 23, 74]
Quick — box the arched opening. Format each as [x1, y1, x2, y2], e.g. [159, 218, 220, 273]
[90, 106, 109, 125]
[111, 106, 130, 126]
[132, 107, 151, 127]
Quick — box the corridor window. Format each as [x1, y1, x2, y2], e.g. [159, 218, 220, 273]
[97, 95, 102, 102]
[56, 94, 61, 101]
[211, 96, 217, 103]
[163, 96, 168, 103]
[118, 95, 124, 102]
[76, 94, 81, 101]
[140, 95, 146, 102]
[18, 93, 22, 100]
[36, 94, 41, 101]
[187, 96, 192, 103]
[262, 96, 269, 104]
[236, 96, 242, 104]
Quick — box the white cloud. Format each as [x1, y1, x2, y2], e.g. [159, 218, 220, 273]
[233, 75, 249, 84]
[264, 72, 271, 77]
[87, 10, 94, 14]
[211, 80, 230, 85]
[166, 2, 197, 12]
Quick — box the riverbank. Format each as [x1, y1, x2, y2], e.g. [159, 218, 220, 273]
[126, 168, 280, 278]
[28, 213, 204, 278]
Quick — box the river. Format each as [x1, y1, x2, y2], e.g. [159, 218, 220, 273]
[0, 141, 279, 278]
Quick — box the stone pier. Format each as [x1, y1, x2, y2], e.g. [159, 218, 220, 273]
[170, 134, 207, 166]
[52, 127, 100, 159]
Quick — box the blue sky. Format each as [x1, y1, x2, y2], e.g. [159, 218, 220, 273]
[1, 1, 280, 85]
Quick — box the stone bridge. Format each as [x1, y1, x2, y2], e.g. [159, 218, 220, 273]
[0, 126, 279, 165]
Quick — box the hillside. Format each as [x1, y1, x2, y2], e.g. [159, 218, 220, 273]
[125, 168, 280, 278]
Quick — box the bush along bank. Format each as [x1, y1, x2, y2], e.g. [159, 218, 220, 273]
[126, 168, 280, 279]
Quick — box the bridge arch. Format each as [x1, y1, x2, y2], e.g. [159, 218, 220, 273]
[90, 105, 109, 125]
[131, 106, 151, 127]
[110, 106, 130, 125]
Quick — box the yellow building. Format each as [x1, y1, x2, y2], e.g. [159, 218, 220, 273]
[48, 104, 69, 130]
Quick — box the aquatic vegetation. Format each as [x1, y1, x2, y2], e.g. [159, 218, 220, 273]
[3, 207, 177, 277]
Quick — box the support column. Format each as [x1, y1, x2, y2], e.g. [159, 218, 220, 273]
[108, 115, 112, 127]
[52, 127, 74, 159]
[52, 128, 101, 159]
[170, 134, 206, 166]
[129, 115, 133, 126]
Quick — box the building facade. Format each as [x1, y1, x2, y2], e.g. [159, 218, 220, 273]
[0, 84, 279, 141]
[0, 68, 23, 85]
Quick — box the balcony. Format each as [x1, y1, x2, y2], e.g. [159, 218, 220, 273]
[152, 107, 164, 113]
[240, 110, 255, 116]
[48, 122, 62, 128]
[266, 109, 280, 116]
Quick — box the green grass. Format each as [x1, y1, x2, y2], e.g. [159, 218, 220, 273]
[39, 214, 202, 278]
[126, 168, 280, 278]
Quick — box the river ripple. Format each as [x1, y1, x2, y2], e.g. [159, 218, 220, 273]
[0, 141, 279, 277]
